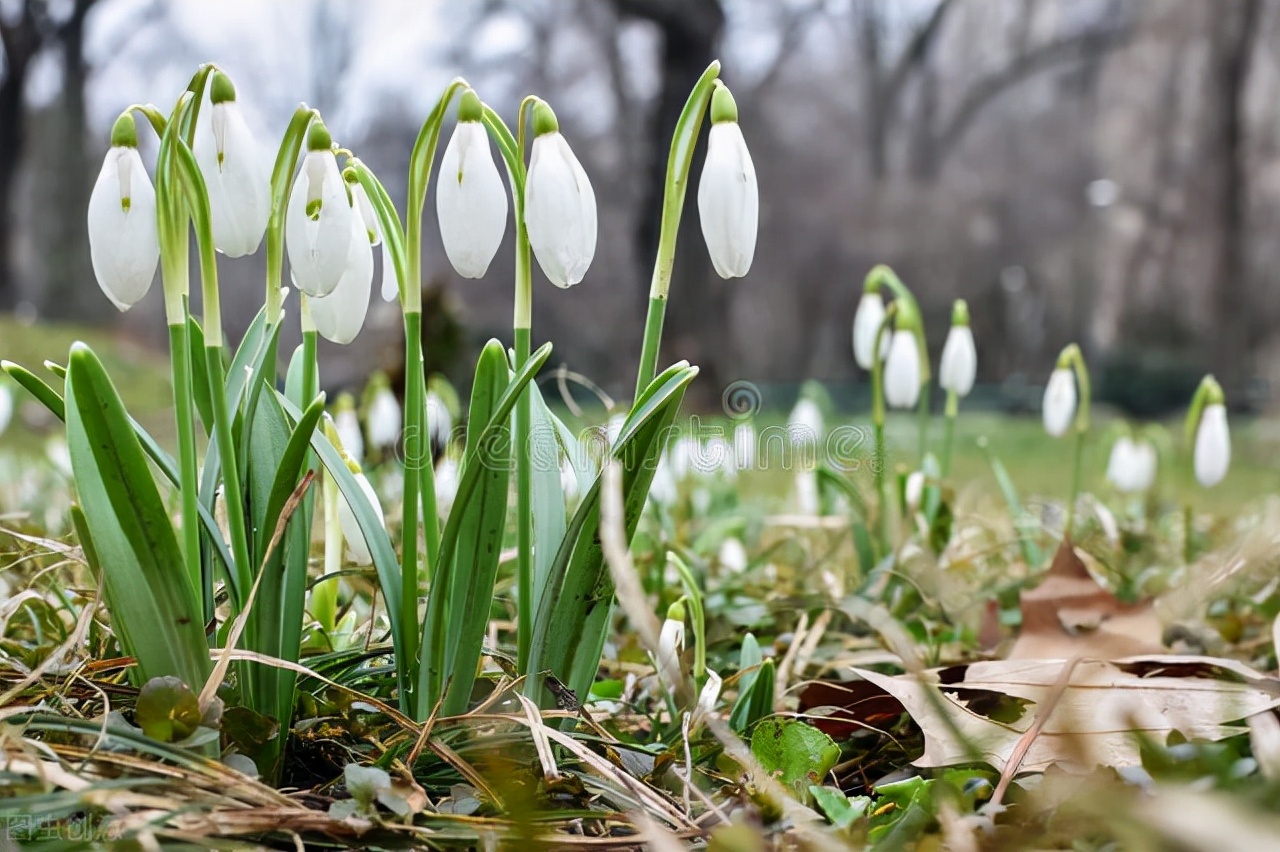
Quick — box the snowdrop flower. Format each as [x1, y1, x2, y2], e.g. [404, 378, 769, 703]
[904, 470, 925, 513]
[852, 290, 889, 370]
[697, 83, 757, 279]
[657, 601, 686, 677]
[338, 470, 386, 566]
[718, 537, 748, 573]
[693, 670, 723, 727]
[606, 412, 627, 447]
[437, 89, 507, 279]
[560, 457, 580, 503]
[285, 119, 352, 297]
[1194, 404, 1230, 488]
[1042, 368, 1076, 438]
[308, 176, 374, 345]
[435, 455, 460, 518]
[194, 71, 269, 257]
[788, 397, 824, 445]
[794, 468, 819, 515]
[333, 393, 363, 465]
[364, 374, 401, 451]
[87, 113, 159, 311]
[884, 329, 922, 409]
[648, 455, 677, 507]
[1106, 435, 1156, 494]
[938, 301, 976, 397]
[707, 436, 737, 480]
[0, 383, 12, 438]
[525, 102, 597, 287]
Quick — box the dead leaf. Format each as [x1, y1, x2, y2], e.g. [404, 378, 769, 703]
[1009, 538, 1163, 659]
[851, 655, 1280, 774]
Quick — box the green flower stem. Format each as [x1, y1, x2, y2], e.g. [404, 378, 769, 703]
[167, 319, 203, 607]
[668, 553, 706, 683]
[480, 96, 538, 669]
[633, 62, 720, 397]
[1057, 343, 1091, 539]
[401, 308, 425, 713]
[916, 386, 930, 462]
[940, 390, 959, 477]
[1066, 429, 1086, 539]
[870, 302, 898, 552]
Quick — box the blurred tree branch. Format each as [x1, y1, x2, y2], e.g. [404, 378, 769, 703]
[0, 0, 98, 311]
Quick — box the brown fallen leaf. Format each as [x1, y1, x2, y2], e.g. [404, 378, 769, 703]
[1008, 538, 1163, 660]
[851, 655, 1280, 774]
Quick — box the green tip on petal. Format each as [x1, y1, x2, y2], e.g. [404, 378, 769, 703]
[532, 101, 559, 137]
[110, 113, 138, 148]
[710, 82, 739, 124]
[951, 299, 970, 327]
[343, 167, 359, 184]
[307, 119, 333, 152]
[1202, 374, 1225, 406]
[666, 600, 686, 623]
[894, 299, 922, 332]
[210, 70, 237, 105]
[458, 89, 483, 123]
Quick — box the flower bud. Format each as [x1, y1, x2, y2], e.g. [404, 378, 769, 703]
[437, 89, 508, 279]
[333, 392, 364, 465]
[87, 112, 159, 311]
[697, 84, 757, 279]
[1042, 368, 1076, 438]
[308, 175, 374, 345]
[525, 102, 597, 288]
[904, 470, 925, 513]
[657, 601, 686, 676]
[435, 455, 460, 518]
[364, 374, 401, 451]
[852, 291, 889, 370]
[1106, 435, 1156, 494]
[938, 301, 976, 397]
[1194, 403, 1230, 488]
[884, 329, 922, 409]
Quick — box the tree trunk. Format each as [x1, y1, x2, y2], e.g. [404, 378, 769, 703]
[0, 46, 33, 311]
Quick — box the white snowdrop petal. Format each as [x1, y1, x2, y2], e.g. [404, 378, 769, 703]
[884, 330, 922, 409]
[367, 389, 401, 450]
[852, 293, 889, 370]
[1194, 404, 1231, 488]
[939, 325, 977, 397]
[525, 133, 597, 288]
[87, 147, 159, 311]
[335, 408, 364, 465]
[697, 122, 758, 279]
[1042, 368, 1077, 438]
[437, 121, 508, 279]
[309, 207, 373, 345]
[195, 101, 270, 257]
[286, 150, 353, 297]
[337, 472, 385, 566]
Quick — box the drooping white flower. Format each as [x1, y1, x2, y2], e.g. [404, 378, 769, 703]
[1194, 404, 1230, 488]
[794, 468, 820, 515]
[718, 537, 748, 573]
[524, 103, 597, 288]
[437, 90, 507, 279]
[852, 291, 889, 370]
[194, 72, 269, 257]
[939, 325, 977, 397]
[87, 113, 159, 312]
[1042, 368, 1076, 438]
[884, 330, 922, 410]
[435, 455, 460, 518]
[657, 605, 686, 677]
[788, 397, 824, 445]
[904, 470, 925, 512]
[380, 241, 400, 303]
[365, 380, 401, 451]
[1106, 436, 1157, 494]
[694, 669, 722, 722]
[697, 84, 757, 279]
[338, 471, 386, 566]
[333, 394, 364, 465]
[285, 120, 353, 297]
[606, 412, 627, 447]
[308, 182, 374, 345]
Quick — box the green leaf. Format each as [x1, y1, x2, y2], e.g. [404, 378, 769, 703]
[527, 363, 697, 708]
[63, 343, 209, 689]
[438, 341, 513, 715]
[1, 361, 65, 420]
[528, 380, 569, 622]
[186, 314, 214, 432]
[809, 786, 870, 829]
[135, 676, 203, 743]
[749, 717, 839, 800]
[981, 440, 1043, 566]
[731, 658, 775, 734]
[417, 341, 555, 715]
